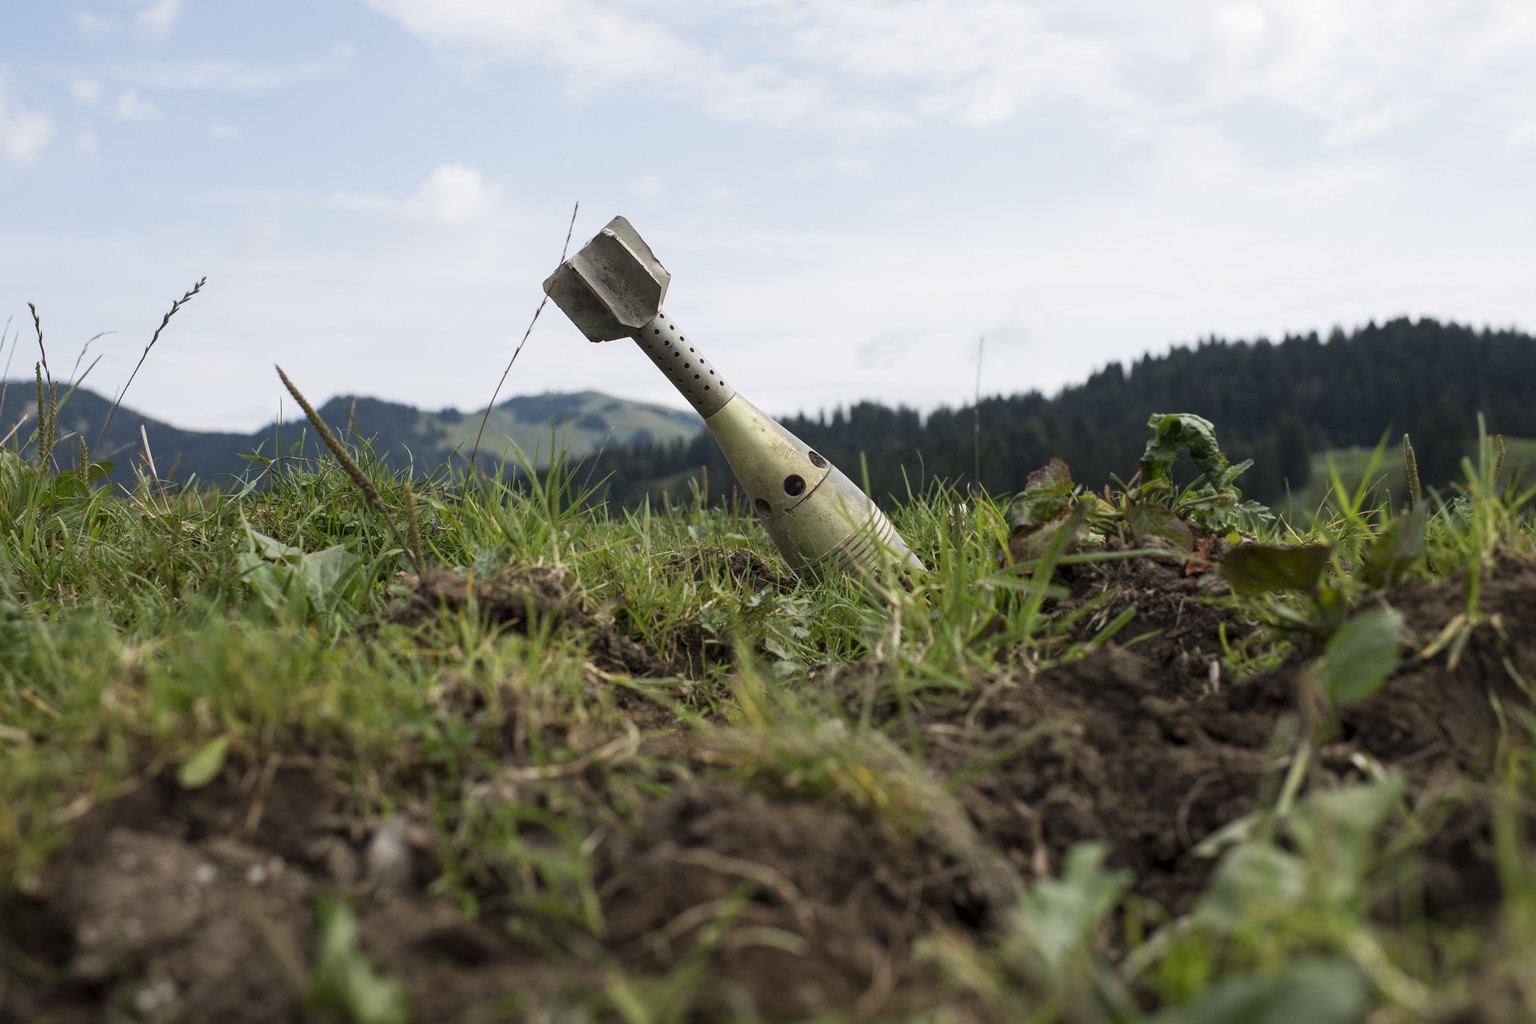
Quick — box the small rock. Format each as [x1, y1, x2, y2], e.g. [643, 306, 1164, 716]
[365, 815, 414, 893]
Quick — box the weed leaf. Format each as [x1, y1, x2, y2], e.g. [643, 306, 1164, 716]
[176, 736, 229, 789]
[308, 895, 410, 1024]
[249, 529, 303, 561]
[1140, 413, 1229, 491]
[1010, 842, 1131, 974]
[1287, 777, 1406, 901]
[1126, 504, 1194, 553]
[1007, 458, 1075, 532]
[1221, 544, 1331, 594]
[299, 544, 364, 612]
[1150, 958, 1367, 1024]
[1195, 840, 1306, 930]
[1319, 607, 1404, 705]
[1360, 504, 1428, 590]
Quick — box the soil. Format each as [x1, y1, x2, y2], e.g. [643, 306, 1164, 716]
[5, 551, 1535, 1022]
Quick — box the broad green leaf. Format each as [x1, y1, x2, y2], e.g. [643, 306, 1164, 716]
[177, 735, 230, 789]
[1011, 842, 1131, 973]
[308, 895, 410, 1024]
[298, 544, 363, 613]
[237, 555, 308, 619]
[1360, 504, 1428, 590]
[248, 529, 303, 561]
[1008, 502, 1089, 567]
[1287, 776, 1406, 901]
[1313, 585, 1350, 630]
[48, 470, 92, 500]
[1220, 543, 1332, 594]
[1140, 413, 1228, 491]
[1007, 458, 1075, 532]
[1319, 607, 1404, 705]
[234, 552, 267, 577]
[1151, 958, 1367, 1024]
[1195, 840, 1306, 930]
[1007, 463, 1085, 565]
[1188, 809, 1264, 860]
[1126, 504, 1194, 553]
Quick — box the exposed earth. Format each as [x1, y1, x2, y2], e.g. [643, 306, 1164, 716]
[4, 550, 1534, 1022]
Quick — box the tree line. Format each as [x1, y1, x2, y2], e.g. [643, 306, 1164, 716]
[586, 317, 1535, 507]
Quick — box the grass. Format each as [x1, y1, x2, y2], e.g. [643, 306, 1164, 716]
[1281, 434, 1536, 519]
[3, 341, 1536, 1020]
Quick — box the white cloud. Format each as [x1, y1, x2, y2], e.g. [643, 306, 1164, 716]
[236, 165, 506, 226]
[779, 0, 1123, 125]
[361, 0, 902, 133]
[629, 173, 665, 198]
[208, 122, 240, 142]
[71, 78, 103, 103]
[362, 0, 1536, 161]
[1175, 1, 1536, 142]
[0, 82, 54, 161]
[1211, 2, 1268, 49]
[212, 170, 507, 224]
[1321, 100, 1434, 148]
[361, 0, 1118, 131]
[318, 190, 397, 214]
[792, 154, 870, 180]
[99, 53, 351, 92]
[114, 89, 162, 121]
[73, 11, 113, 34]
[136, 0, 183, 37]
[1136, 117, 1392, 206]
[407, 163, 502, 226]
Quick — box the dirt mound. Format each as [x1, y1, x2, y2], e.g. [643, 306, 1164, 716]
[374, 563, 700, 678]
[1054, 555, 1254, 698]
[662, 545, 798, 592]
[928, 555, 1536, 922]
[1342, 555, 1536, 775]
[595, 780, 997, 1018]
[4, 769, 999, 1020]
[7, 555, 1536, 1021]
[3, 763, 369, 1022]
[930, 646, 1273, 913]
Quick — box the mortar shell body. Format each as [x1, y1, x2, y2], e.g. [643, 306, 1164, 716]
[701, 392, 925, 577]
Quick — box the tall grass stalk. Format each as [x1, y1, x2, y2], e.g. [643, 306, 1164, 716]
[95, 276, 205, 452]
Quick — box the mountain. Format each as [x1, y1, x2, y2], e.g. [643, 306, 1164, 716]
[0, 383, 703, 485]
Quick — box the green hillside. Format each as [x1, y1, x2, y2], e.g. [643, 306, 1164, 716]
[409, 391, 702, 466]
[0, 383, 703, 485]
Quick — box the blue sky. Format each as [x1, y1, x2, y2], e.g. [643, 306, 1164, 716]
[3, 1, 1534, 432]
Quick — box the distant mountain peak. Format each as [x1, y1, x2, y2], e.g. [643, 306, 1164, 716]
[0, 381, 703, 483]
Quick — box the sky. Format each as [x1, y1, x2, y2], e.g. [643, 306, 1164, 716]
[2, 1, 1535, 434]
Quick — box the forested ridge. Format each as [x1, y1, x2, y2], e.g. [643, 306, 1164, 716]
[593, 317, 1536, 506]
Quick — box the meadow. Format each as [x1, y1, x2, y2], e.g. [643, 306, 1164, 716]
[2, 330, 1535, 1020]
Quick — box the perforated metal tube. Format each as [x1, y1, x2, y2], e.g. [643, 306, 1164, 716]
[631, 312, 735, 419]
